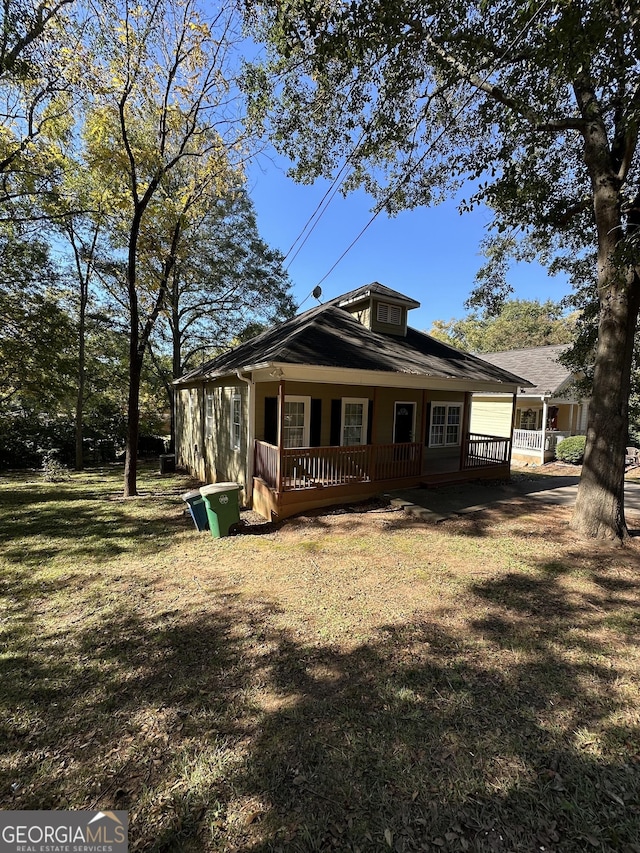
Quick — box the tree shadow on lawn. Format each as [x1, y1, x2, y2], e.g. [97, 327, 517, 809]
[1, 564, 639, 852]
[0, 487, 194, 565]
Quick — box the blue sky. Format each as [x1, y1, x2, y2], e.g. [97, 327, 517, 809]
[246, 150, 573, 332]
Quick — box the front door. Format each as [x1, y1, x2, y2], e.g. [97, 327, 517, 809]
[394, 402, 415, 443]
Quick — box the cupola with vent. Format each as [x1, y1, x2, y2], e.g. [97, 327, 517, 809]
[335, 282, 420, 337]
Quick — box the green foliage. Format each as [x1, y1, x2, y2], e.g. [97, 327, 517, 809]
[158, 187, 295, 376]
[555, 435, 587, 465]
[429, 299, 577, 353]
[40, 448, 71, 482]
[0, 231, 76, 409]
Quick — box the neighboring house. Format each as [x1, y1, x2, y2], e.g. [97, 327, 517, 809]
[471, 344, 589, 464]
[174, 283, 528, 520]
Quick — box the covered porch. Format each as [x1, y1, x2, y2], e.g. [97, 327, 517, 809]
[253, 432, 511, 519]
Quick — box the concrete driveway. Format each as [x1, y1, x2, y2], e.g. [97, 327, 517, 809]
[388, 473, 640, 522]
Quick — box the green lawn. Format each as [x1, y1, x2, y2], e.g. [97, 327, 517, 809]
[1, 464, 639, 852]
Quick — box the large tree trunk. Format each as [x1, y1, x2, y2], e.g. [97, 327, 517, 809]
[124, 351, 142, 498]
[571, 276, 640, 540]
[74, 276, 87, 471]
[570, 88, 640, 540]
[170, 274, 182, 454]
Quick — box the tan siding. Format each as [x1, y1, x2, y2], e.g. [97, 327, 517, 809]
[555, 404, 573, 432]
[254, 381, 426, 447]
[470, 397, 513, 437]
[374, 387, 423, 444]
[203, 380, 248, 489]
[175, 385, 206, 480]
[176, 379, 249, 490]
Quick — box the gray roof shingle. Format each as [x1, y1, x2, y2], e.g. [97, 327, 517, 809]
[480, 344, 573, 396]
[177, 295, 529, 388]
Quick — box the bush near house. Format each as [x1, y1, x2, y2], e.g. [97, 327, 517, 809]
[555, 434, 587, 464]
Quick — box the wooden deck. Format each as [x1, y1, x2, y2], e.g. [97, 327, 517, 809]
[252, 435, 511, 519]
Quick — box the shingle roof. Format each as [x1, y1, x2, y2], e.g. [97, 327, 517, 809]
[331, 281, 421, 309]
[480, 344, 573, 396]
[177, 295, 528, 388]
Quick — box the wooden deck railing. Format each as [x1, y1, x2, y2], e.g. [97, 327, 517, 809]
[282, 444, 374, 489]
[512, 429, 574, 453]
[463, 433, 511, 469]
[254, 441, 422, 491]
[254, 440, 279, 489]
[255, 434, 510, 491]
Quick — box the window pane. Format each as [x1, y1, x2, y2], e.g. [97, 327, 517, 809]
[432, 405, 446, 425]
[343, 402, 364, 445]
[283, 401, 306, 448]
[232, 397, 241, 449]
[431, 424, 445, 445]
[431, 404, 461, 446]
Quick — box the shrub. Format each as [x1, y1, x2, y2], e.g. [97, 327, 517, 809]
[40, 448, 71, 482]
[555, 434, 586, 464]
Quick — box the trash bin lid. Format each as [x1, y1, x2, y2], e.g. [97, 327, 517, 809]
[181, 489, 202, 501]
[200, 482, 241, 496]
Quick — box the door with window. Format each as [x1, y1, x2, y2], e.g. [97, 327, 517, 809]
[394, 402, 415, 443]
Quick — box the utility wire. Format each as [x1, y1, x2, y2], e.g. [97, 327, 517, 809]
[283, 129, 367, 268]
[309, 0, 552, 290]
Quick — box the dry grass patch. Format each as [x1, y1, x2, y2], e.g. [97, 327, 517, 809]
[1, 465, 639, 852]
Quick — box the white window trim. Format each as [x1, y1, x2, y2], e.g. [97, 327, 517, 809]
[230, 393, 242, 451]
[393, 401, 416, 443]
[282, 395, 311, 448]
[341, 397, 369, 446]
[376, 301, 402, 325]
[517, 407, 541, 430]
[429, 402, 462, 447]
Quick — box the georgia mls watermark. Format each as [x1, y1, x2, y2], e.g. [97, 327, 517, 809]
[0, 811, 128, 853]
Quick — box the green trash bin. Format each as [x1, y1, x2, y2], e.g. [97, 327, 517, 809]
[199, 483, 241, 538]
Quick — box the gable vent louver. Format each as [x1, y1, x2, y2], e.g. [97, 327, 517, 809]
[377, 302, 402, 325]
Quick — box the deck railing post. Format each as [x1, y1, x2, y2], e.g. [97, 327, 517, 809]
[277, 380, 285, 493]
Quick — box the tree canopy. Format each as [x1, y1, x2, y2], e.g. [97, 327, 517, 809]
[246, 0, 640, 541]
[429, 299, 577, 353]
[0, 0, 294, 477]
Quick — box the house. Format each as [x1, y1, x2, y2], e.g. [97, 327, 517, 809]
[471, 344, 588, 464]
[174, 283, 529, 520]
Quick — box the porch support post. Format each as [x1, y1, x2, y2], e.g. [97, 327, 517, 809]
[541, 396, 549, 465]
[459, 392, 472, 470]
[509, 392, 517, 465]
[370, 387, 378, 481]
[419, 389, 427, 475]
[277, 380, 285, 493]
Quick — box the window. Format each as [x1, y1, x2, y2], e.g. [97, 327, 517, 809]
[283, 396, 310, 448]
[341, 398, 368, 445]
[205, 391, 214, 439]
[429, 403, 462, 446]
[230, 394, 242, 451]
[518, 408, 539, 430]
[376, 302, 402, 325]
